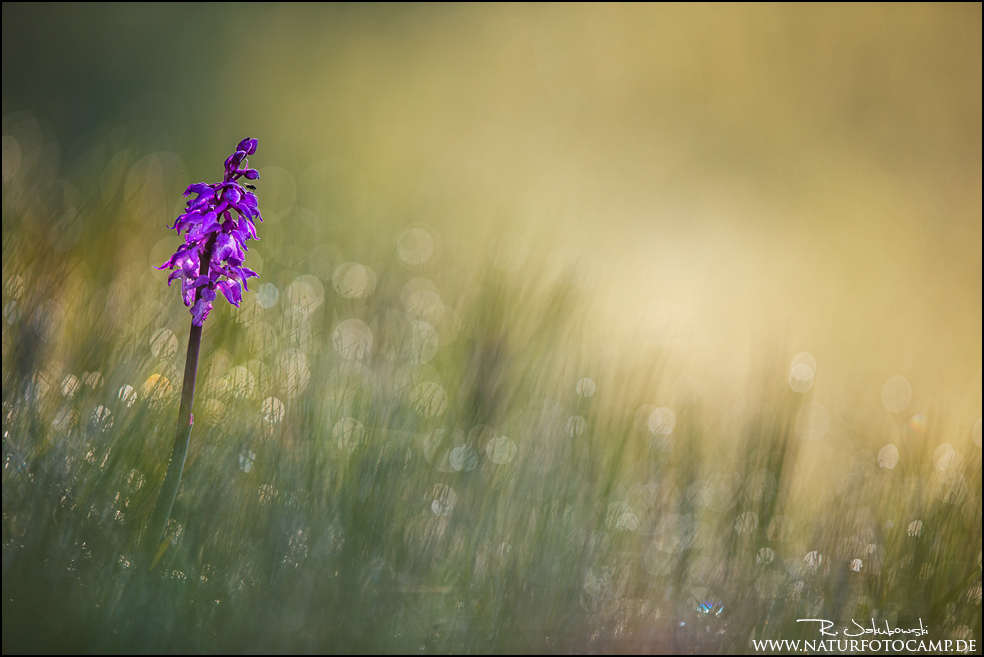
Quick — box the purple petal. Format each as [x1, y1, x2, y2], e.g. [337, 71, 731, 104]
[234, 219, 251, 241]
[186, 197, 211, 212]
[239, 267, 258, 290]
[217, 280, 243, 306]
[212, 200, 230, 218]
[238, 219, 256, 241]
[157, 243, 192, 269]
[184, 183, 211, 197]
[191, 298, 211, 326]
[237, 138, 257, 155]
[229, 265, 255, 285]
[213, 233, 237, 262]
[180, 256, 200, 277]
[202, 211, 221, 234]
[230, 202, 250, 219]
[156, 257, 176, 271]
[223, 186, 242, 204]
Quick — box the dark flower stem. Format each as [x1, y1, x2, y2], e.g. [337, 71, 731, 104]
[144, 237, 216, 566]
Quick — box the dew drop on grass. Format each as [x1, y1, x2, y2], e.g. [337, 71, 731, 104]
[400, 278, 438, 308]
[788, 363, 814, 393]
[616, 512, 639, 532]
[142, 374, 174, 406]
[396, 227, 434, 266]
[877, 444, 899, 469]
[61, 374, 80, 398]
[486, 436, 517, 465]
[411, 382, 447, 418]
[91, 406, 112, 428]
[575, 377, 596, 397]
[404, 289, 443, 319]
[734, 511, 759, 535]
[118, 385, 136, 407]
[333, 418, 364, 453]
[226, 366, 256, 399]
[4, 274, 24, 299]
[150, 328, 177, 359]
[647, 407, 676, 435]
[933, 443, 959, 472]
[449, 445, 478, 471]
[262, 397, 285, 423]
[331, 319, 373, 360]
[255, 282, 279, 309]
[277, 349, 310, 398]
[285, 276, 323, 319]
[239, 450, 256, 473]
[2, 300, 20, 324]
[332, 262, 375, 299]
[429, 484, 456, 516]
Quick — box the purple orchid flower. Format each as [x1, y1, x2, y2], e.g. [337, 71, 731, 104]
[157, 138, 262, 325]
[144, 138, 263, 564]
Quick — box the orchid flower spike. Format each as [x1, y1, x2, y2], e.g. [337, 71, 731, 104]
[157, 138, 261, 325]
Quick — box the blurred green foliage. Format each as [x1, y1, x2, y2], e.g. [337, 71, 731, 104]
[2, 110, 981, 653]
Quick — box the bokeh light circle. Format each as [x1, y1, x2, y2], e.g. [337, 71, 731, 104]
[575, 377, 596, 397]
[882, 375, 912, 413]
[396, 227, 435, 265]
[877, 444, 899, 469]
[331, 319, 373, 360]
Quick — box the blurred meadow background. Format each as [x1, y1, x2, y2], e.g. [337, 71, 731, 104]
[2, 4, 981, 653]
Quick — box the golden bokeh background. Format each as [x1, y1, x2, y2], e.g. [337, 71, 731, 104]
[5, 4, 979, 402]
